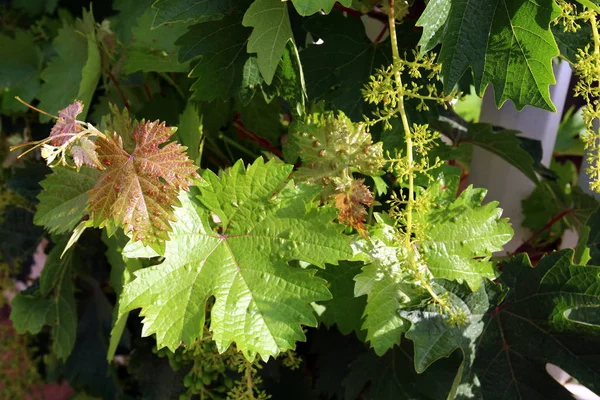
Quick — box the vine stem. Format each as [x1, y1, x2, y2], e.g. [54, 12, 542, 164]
[592, 16, 600, 55]
[245, 361, 255, 399]
[589, 14, 600, 181]
[387, 1, 446, 308]
[387, 0, 414, 248]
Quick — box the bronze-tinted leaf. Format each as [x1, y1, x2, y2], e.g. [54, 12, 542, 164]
[88, 120, 198, 246]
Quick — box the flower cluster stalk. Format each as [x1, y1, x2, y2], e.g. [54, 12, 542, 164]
[387, 0, 414, 248]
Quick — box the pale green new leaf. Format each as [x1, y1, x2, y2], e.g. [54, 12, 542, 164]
[243, 0, 294, 85]
[439, 0, 560, 111]
[152, 0, 235, 27]
[353, 219, 426, 355]
[37, 9, 101, 121]
[120, 158, 351, 359]
[417, 175, 513, 290]
[34, 166, 100, 234]
[416, 0, 450, 55]
[176, 101, 203, 163]
[290, 0, 351, 16]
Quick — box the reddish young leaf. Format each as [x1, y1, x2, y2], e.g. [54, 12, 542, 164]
[49, 101, 84, 146]
[88, 120, 198, 246]
[335, 179, 373, 237]
[70, 137, 102, 170]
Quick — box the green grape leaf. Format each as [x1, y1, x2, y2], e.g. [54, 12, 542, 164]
[553, 23, 592, 64]
[439, 0, 560, 111]
[441, 121, 540, 183]
[405, 250, 600, 399]
[354, 219, 427, 355]
[301, 13, 391, 119]
[416, 0, 450, 55]
[119, 158, 351, 359]
[10, 243, 77, 360]
[555, 106, 586, 156]
[585, 208, 600, 265]
[265, 41, 308, 111]
[88, 119, 198, 248]
[176, 101, 203, 164]
[40, 245, 78, 360]
[6, 161, 50, 203]
[290, 0, 351, 16]
[401, 279, 498, 398]
[10, 292, 54, 334]
[234, 91, 285, 148]
[523, 160, 597, 245]
[315, 261, 366, 336]
[177, 15, 252, 101]
[152, 0, 237, 27]
[37, 9, 101, 121]
[103, 232, 143, 361]
[243, 0, 294, 85]
[0, 29, 41, 113]
[12, 0, 57, 15]
[127, 340, 187, 399]
[112, 0, 154, 43]
[290, 110, 384, 186]
[343, 342, 461, 400]
[417, 175, 513, 290]
[34, 166, 100, 234]
[0, 206, 44, 268]
[123, 8, 192, 74]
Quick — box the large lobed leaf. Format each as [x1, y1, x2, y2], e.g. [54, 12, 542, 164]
[88, 119, 198, 248]
[404, 250, 600, 399]
[119, 158, 351, 359]
[437, 0, 560, 111]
